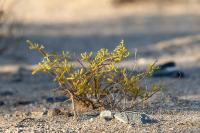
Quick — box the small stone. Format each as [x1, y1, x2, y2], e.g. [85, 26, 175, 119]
[114, 111, 156, 125]
[47, 108, 62, 117]
[100, 110, 113, 120]
[81, 111, 99, 120]
[89, 118, 94, 122]
[82, 111, 99, 117]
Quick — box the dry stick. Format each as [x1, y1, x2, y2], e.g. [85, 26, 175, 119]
[77, 58, 86, 69]
[94, 77, 99, 99]
[64, 91, 77, 119]
[57, 81, 78, 120]
[107, 94, 114, 110]
[111, 91, 121, 110]
[122, 90, 127, 111]
[70, 94, 77, 119]
[109, 94, 114, 110]
[61, 80, 97, 119]
[96, 76, 103, 101]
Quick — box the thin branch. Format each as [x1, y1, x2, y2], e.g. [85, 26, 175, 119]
[77, 58, 87, 70]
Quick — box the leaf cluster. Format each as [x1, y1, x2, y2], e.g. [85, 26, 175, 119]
[27, 40, 160, 111]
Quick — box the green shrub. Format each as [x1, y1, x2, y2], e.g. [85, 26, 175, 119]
[27, 40, 160, 116]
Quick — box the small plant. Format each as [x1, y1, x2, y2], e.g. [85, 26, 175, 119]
[27, 40, 160, 116]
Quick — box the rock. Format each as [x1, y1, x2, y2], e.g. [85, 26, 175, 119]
[152, 61, 184, 78]
[80, 111, 100, 120]
[152, 69, 184, 78]
[82, 111, 100, 117]
[47, 108, 63, 117]
[100, 110, 113, 120]
[114, 111, 156, 125]
[157, 61, 176, 70]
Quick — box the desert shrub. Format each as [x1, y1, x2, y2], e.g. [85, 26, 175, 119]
[27, 40, 160, 116]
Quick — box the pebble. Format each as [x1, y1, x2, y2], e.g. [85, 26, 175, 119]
[82, 111, 99, 117]
[100, 110, 113, 120]
[80, 111, 99, 120]
[152, 61, 184, 78]
[114, 111, 156, 125]
[89, 118, 94, 122]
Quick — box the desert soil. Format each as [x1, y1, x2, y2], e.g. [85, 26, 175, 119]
[0, 0, 200, 132]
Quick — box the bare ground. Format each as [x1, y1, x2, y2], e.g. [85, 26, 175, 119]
[0, 0, 200, 132]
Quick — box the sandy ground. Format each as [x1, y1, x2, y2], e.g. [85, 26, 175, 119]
[0, 0, 200, 132]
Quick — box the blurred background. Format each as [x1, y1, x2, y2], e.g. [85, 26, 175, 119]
[0, 0, 200, 68]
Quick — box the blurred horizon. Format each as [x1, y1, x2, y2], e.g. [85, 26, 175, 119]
[0, 0, 200, 68]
